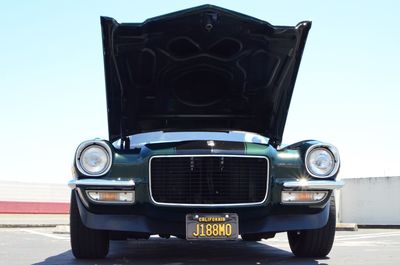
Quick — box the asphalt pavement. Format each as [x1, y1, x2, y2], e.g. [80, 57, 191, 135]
[1, 227, 399, 265]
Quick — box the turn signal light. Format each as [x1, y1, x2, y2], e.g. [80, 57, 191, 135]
[281, 191, 328, 204]
[86, 190, 135, 203]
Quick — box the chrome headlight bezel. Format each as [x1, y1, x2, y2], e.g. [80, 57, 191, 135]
[75, 140, 113, 177]
[305, 144, 340, 178]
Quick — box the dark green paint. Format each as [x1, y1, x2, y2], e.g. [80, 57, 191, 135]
[74, 139, 336, 215]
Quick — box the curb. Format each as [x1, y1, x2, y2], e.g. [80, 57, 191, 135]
[336, 223, 358, 231]
[358, 225, 400, 229]
[0, 224, 61, 228]
[53, 225, 70, 234]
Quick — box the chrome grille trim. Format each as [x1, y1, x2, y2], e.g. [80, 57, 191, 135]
[149, 154, 269, 207]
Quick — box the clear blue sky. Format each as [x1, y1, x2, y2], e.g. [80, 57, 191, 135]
[0, 0, 399, 183]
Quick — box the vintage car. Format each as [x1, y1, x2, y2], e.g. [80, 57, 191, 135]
[68, 5, 344, 259]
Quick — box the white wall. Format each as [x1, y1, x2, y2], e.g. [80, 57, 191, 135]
[0, 181, 70, 202]
[340, 176, 400, 225]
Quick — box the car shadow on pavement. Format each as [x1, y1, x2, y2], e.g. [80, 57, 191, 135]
[32, 238, 328, 265]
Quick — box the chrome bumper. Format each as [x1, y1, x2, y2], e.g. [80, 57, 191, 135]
[283, 180, 344, 190]
[68, 179, 135, 189]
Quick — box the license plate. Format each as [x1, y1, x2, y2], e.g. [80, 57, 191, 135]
[186, 213, 239, 240]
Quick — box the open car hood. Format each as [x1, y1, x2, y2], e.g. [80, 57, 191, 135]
[101, 5, 311, 146]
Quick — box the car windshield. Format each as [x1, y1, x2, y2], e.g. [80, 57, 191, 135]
[112, 131, 269, 149]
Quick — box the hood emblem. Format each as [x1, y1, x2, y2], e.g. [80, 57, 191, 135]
[207, 141, 216, 147]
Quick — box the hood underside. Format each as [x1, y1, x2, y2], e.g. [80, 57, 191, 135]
[101, 5, 311, 146]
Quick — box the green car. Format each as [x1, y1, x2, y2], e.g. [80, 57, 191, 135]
[68, 5, 344, 259]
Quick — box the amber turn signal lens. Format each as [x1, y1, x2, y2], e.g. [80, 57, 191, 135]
[86, 191, 135, 203]
[281, 191, 328, 204]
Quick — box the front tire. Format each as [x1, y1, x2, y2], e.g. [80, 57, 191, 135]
[287, 195, 336, 258]
[70, 191, 109, 259]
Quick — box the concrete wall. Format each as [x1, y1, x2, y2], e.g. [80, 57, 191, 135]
[0, 181, 70, 213]
[340, 176, 400, 225]
[2, 178, 399, 223]
[0, 181, 70, 202]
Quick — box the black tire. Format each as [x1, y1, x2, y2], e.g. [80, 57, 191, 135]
[287, 195, 336, 258]
[70, 191, 109, 259]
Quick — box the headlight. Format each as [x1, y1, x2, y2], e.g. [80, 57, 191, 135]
[305, 144, 339, 178]
[75, 140, 112, 176]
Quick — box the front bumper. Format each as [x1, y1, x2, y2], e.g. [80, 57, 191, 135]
[69, 178, 343, 234]
[68, 178, 344, 191]
[68, 179, 136, 189]
[73, 190, 330, 235]
[282, 180, 345, 190]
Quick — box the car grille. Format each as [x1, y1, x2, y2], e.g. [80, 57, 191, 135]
[150, 155, 268, 205]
